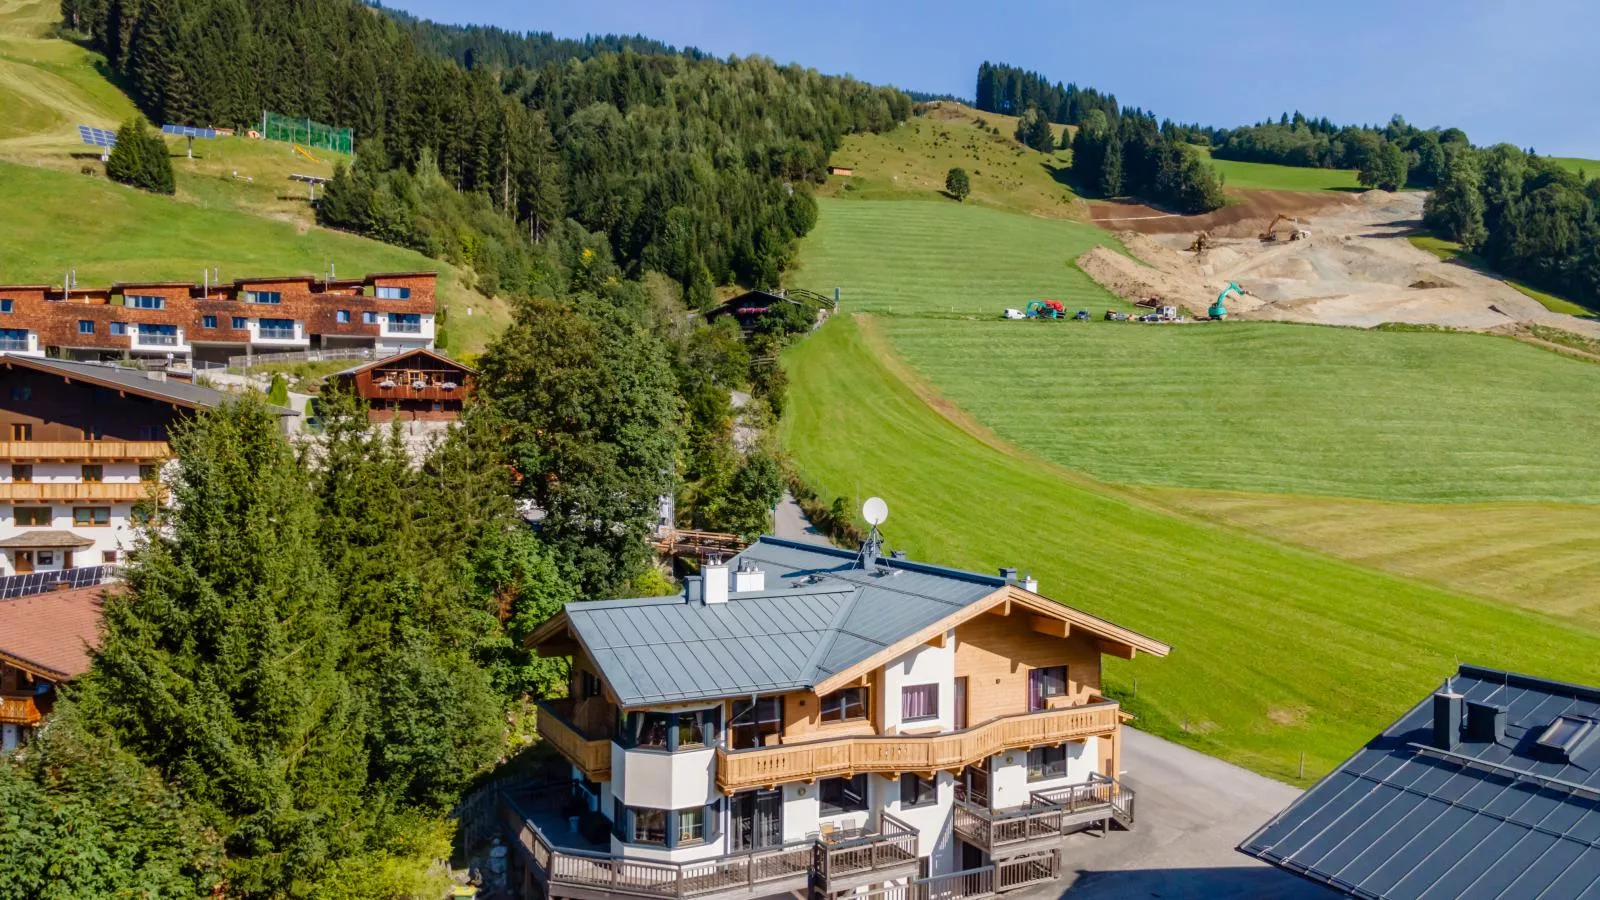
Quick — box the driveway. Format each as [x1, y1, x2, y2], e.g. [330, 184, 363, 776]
[772, 491, 831, 545]
[1018, 729, 1335, 899]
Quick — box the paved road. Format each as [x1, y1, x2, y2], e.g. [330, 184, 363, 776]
[1019, 729, 1335, 900]
[772, 491, 831, 545]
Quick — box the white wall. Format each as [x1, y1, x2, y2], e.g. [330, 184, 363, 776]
[881, 631, 954, 733]
[619, 746, 716, 809]
[882, 771, 958, 875]
[782, 781, 820, 842]
[0, 495, 138, 575]
[988, 736, 1098, 810]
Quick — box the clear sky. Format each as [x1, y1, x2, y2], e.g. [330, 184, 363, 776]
[389, 0, 1600, 158]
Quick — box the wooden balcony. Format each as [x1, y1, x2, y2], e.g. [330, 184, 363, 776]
[716, 699, 1121, 793]
[952, 778, 1136, 859]
[0, 441, 169, 461]
[0, 693, 42, 726]
[0, 481, 162, 502]
[539, 699, 612, 782]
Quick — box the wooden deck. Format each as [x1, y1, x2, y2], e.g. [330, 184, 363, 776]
[0, 440, 169, 461]
[953, 778, 1135, 859]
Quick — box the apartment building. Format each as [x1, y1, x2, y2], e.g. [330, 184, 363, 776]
[0, 582, 104, 752]
[0, 272, 437, 364]
[513, 536, 1170, 900]
[0, 355, 295, 576]
[327, 347, 475, 423]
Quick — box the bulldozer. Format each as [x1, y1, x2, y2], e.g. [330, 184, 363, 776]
[1259, 214, 1311, 242]
[1188, 231, 1213, 253]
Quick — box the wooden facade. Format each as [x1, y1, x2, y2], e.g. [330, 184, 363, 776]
[328, 347, 474, 423]
[0, 367, 189, 443]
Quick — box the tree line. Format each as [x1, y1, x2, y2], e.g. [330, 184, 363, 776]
[380, 3, 705, 70]
[974, 61, 1118, 126]
[1210, 114, 1470, 189]
[1070, 110, 1225, 213]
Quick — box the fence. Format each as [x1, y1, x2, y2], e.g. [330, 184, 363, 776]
[260, 110, 353, 155]
[227, 346, 399, 370]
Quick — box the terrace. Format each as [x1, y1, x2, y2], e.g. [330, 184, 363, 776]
[952, 776, 1135, 858]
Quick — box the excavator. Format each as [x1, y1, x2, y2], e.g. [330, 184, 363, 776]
[1259, 214, 1311, 242]
[1208, 282, 1246, 320]
[1188, 231, 1212, 253]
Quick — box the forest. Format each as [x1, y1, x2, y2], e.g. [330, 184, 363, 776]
[974, 61, 1118, 127]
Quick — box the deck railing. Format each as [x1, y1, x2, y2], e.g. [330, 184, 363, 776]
[0, 481, 161, 502]
[717, 699, 1121, 792]
[0, 693, 42, 726]
[537, 699, 612, 782]
[953, 776, 1136, 854]
[0, 441, 169, 461]
[1032, 775, 1135, 825]
[812, 812, 919, 883]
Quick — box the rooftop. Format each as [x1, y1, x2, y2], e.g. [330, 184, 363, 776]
[0, 584, 107, 680]
[1239, 664, 1600, 900]
[332, 346, 476, 378]
[541, 536, 1167, 708]
[1, 355, 297, 415]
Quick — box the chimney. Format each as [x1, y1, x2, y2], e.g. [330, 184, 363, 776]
[999, 567, 1018, 584]
[733, 558, 764, 593]
[890, 549, 907, 560]
[684, 575, 703, 605]
[703, 558, 729, 605]
[1466, 701, 1507, 744]
[1021, 575, 1039, 593]
[1432, 691, 1463, 751]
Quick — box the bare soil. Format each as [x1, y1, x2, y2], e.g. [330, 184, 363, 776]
[1083, 190, 1600, 336]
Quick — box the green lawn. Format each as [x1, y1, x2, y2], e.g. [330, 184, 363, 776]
[1408, 234, 1594, 317]
[0, 161, 505, 354]
[1190, 146, 1361, 192]
[1552, 157, 1600, 179]
[780, 314, 1600, 781]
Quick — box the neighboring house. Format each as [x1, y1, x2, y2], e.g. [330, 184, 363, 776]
[327, 347, 474, 423]
[0, 583, 105, 752]
[1240, 664, 1600, 900]
[512, 536, 1170, 900]
[0, 272, 437, 365]
[0, 354, 296, 576]
[704, 288, 836, 336]
[827, 165, 855, 176]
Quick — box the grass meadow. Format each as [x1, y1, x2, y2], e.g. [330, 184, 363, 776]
[1192, 146, 1362, 193]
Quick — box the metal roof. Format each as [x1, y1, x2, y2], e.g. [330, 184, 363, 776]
[564, 537, 1003, 707]
[1239, 664, 1600, 900]
[1, 355, 296, 415]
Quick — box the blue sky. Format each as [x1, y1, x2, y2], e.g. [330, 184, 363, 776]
[391, 0, 1600, 157]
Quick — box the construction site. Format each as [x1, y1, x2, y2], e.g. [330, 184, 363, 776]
[1079, 190, 1600, 337]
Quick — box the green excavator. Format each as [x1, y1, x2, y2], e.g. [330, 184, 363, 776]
[1209, 282, 1246, 320]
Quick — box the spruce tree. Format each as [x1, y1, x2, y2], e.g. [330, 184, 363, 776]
[106, 116, 175, 195]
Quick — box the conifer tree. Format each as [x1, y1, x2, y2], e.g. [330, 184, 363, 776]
[105, 116, 175, 195]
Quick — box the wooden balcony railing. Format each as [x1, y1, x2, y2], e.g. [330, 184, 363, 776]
[0, 481, 162, 502]
[537, 699, 612, 782]
[0, 693, 42, 726]
[0, 441, 169, 461]
[716, 698, 1121, 793]
[953, 777, 1136, 855]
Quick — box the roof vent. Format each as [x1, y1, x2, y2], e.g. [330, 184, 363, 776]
[999, 567, 1018, 583]
[1536, 714, 1599, 763]
[1431, 691, 1463, 751]
[684, 574, 703, 605]
[733, 558, 764, 593]
[145, 370, 167, 382]
[890, 549, 907, 560]
[1021, 574, 1039, 593]
[1465, 701, 1507, 744]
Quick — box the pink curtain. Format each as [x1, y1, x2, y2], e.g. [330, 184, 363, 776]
[903, 684, 938, 720]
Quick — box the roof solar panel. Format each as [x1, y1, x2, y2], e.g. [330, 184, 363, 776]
[0, 564, 116, 599]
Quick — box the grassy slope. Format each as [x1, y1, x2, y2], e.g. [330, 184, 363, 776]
[818, 102, 1082, 219]
[1191, 146, 1361, 193]
[1552, 157, 1600, 178]
[0, 0, 506, 353]
[781, 314, 1600, 781]
[795, 199, 1600, 504]
[1409, 234, 1594, 317]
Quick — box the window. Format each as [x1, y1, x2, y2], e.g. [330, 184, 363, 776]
[244, 290, 282, 304]
[1028, 666, 1068, 712]
[1027, 745, 1070, 782]
[336, 309, 351, 324]
[623, 707, 719, 751]
[0, 329, 27, 351]
[820, 687, 868, 724]
[73, 507, 110, 526]
[902, 684, 939, 722]
[10, 465, 30, 482]
[11, 423, 31, 441]
[102, 550, 118, 564]
[819, 774, 869, 816]
[15, 507, 50, 526]
[676, 807, 706, 846]
[0, 299, 11, 313]
[8, 386, 29, 402]
[730, 696, 782, 750]
[900, 774, 937, 808]
[139, 464, 158, 482]
[109, 321, 128, 336]
[131, 503, 154, 525]
[362, 311, 378, 325]
[580, 670, 602, 698]
[632, 806, 667, 845]
[376, 285, 411, 299]
[202, 315, 218, 329]
[126, 295, 164, 310]
[614, 801, 719, 848]
[258, 318, 295, 339]
[78, 320, 94, 335]
[387, 313, 422, 333]
[37, 551, 53, 567]
[231, 316, 247, 330]
[730, 790, 783, 851]
[81, 465, 102, 482]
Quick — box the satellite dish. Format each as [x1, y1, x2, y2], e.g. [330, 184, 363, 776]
[862, 496, 889, 527]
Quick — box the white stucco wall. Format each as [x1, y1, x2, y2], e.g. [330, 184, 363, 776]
[881, 632, 954, 733]
[988, 736, 1098, 810]
[782, 781, 820, 842]
[883, 771, 958, 875]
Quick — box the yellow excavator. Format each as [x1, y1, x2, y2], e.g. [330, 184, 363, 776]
[1259, 214, 1311, 242]
[1188, 231, 1212, 253]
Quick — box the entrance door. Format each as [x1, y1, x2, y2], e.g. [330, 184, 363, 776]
[953, 676, 968, 730]
[960, 840, 986, 871]
[13, 551, 32, 574]
[730, 789, 782, 851]
[62, 550, 73, 570]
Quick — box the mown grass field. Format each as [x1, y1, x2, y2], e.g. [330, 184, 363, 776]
[818, 101, 1081, 219]
[780, 314, 1600, 781]
[1409, 234, 1594, 316]
[0, 161, 506, 353]
[1191, 146, 1361, 192]
[1552, 157, 1600, 179]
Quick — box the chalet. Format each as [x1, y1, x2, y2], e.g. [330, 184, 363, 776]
[705, 288, 835, 336]
[0, 354, 295, 577]
[0, 583, 105, 752]
[1241, 664, 1600, 899]
[510, 535, 1170, 900]
[327, 347, 475, 423]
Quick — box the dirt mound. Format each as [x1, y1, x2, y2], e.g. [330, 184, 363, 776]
[1409, 278, 1455, 290]
[1076, 247, 1212, 314]
[1088, 189, 1361, 237]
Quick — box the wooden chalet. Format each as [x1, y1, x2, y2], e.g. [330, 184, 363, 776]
[327, 347, 474, 423]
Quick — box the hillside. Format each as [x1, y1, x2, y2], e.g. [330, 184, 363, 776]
[1194, 145, 1361, 193]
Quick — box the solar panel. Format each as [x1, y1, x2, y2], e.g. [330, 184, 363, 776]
[161, 123, 218, 140]
[77, 124, 117, 147]
[0, 564, 117, 600]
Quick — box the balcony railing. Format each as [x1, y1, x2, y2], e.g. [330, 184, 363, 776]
[135, 332, 181, 346]
[0, 481, 161, 502]
[385, 321, 423, 334]
[0, 339, 29, 352]
[953, 776, 1136, 857]
[0, 694, 42, 726]
[716, 698, 1121, 793]
[537, 699, 612, 782]
[0, 441, 169, 461]
[257, 327, 297, 341]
